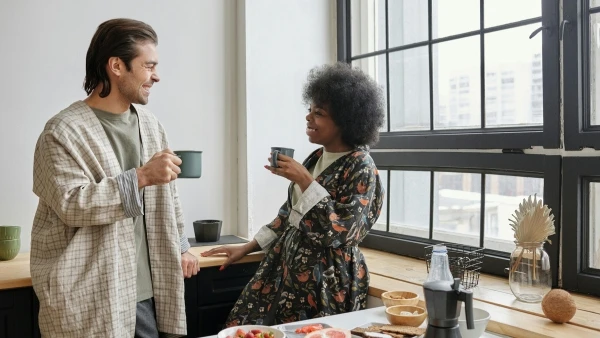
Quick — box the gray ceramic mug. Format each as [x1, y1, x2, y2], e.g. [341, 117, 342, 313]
[174, 150, 202, 178]
[271, 147, 294, 168]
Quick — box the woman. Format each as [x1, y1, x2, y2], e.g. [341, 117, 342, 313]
[202, 62, 385, 325]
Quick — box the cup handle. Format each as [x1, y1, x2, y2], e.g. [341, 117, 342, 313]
[271, 150, 280, 168]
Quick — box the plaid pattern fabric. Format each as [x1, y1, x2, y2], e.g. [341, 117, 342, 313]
[31, 101, 186, 337]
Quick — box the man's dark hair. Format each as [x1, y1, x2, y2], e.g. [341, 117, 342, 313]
[302, 62, 385, 147]
[83, 18, 158, 97]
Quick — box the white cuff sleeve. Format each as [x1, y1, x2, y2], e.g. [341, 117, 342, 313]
[254, 225, 278, 251]
[289, 181, 330, 229]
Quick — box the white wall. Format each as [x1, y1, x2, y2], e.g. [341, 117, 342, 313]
[0, 0, 239, 251]
[0, 0, 337, 252]
[239, 0, 337, 237]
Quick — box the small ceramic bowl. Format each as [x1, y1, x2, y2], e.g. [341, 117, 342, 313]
[0, 239, 20, 261]
[458, 307, 491, 338]
[385, 305, 427, 327]
[381, 291, 419, 307]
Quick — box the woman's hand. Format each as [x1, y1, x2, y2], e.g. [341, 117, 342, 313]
[265, 153, 314, 191]
[201, 243, 254, 271]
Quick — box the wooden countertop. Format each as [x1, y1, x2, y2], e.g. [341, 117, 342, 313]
[3, 244, 600, 337]
[0, 243, 263, 290]
[0, 253, 33, 289]
[189, 244, 264, 268]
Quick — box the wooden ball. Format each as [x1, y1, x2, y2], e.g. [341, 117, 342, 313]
[541, 289, 577, 324]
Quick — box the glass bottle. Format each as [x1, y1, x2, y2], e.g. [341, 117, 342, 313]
[426, 244, 454, 283]
[509, 242, 552, 303]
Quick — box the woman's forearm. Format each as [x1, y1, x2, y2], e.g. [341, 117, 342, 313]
[243, 238, 262, 254]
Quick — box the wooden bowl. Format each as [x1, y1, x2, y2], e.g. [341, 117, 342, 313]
[385, 305, 427, 327]
[381, 291, 419, 307]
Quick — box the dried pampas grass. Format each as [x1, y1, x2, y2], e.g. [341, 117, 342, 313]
[509, 195, 556, 278]
[509, 194, 555, 244]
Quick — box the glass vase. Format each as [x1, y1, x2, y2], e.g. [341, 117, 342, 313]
[509, 241, 552, 303]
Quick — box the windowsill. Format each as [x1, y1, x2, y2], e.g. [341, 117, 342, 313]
[362, 247, 600, 337]
[370, 224, 515, 252]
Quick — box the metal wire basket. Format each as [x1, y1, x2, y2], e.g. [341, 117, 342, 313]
[425, 243, 484, 289]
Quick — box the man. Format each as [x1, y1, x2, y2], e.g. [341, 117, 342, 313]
[31, 18, 198, 337]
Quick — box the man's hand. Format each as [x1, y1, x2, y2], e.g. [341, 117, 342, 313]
[181, 251, 200, 278]
[136, 149, 182, 189]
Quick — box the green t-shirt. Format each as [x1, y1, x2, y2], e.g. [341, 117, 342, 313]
[92, 107, 153, 302]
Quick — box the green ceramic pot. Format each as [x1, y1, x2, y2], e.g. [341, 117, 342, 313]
[0, 225, 20, 240]
[0, 239, 20, 261]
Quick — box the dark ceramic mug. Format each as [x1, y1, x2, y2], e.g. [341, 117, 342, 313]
[193, 220, 222, 242]
[271, 147, 294, 168]
[174, 150, 202, 178]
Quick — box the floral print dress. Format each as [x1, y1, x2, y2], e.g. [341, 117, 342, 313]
[226, 146, 385, 326]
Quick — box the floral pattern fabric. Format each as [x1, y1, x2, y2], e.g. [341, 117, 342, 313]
[227, 146, 385, 326]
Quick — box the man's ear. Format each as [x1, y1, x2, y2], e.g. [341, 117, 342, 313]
[107, 56, 123, 77]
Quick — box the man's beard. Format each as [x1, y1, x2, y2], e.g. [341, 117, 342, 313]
[118, 79, 147, 105]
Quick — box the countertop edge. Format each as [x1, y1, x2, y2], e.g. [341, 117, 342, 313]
[0, 243, 263, 290]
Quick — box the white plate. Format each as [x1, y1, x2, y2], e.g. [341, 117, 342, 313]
[218, 325, 286, 338]
[277, 323, 332, 338]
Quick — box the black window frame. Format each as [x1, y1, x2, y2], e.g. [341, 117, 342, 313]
[360, 152, 561, 285]
[562, 157, 600, 297]
[558, 0, 600, 297]
[564, 0, 600, 150]
[337, 0, 561, 150]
